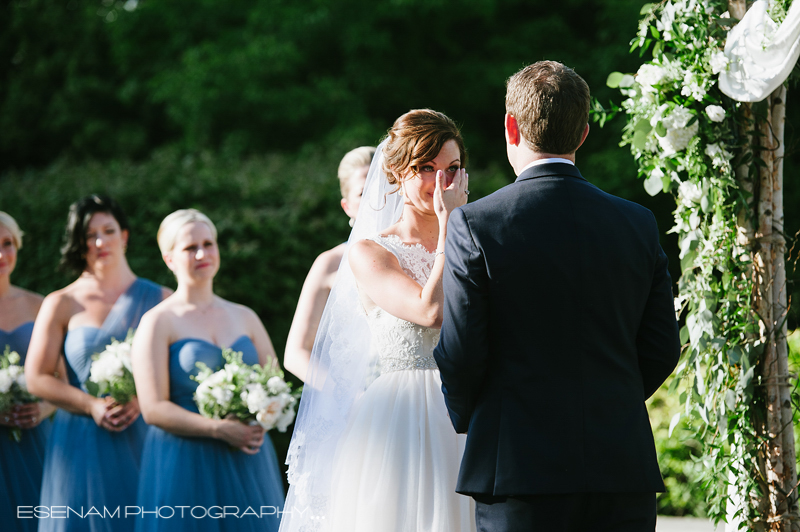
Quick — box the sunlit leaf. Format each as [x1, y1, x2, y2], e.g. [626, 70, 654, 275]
[669, 412, 681, 437]
[606, 72, 625, 88]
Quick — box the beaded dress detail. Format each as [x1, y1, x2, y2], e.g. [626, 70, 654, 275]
[325, 234, 475, 532]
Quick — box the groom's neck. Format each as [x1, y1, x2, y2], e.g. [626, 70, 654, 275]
[509, 146, 576, 176]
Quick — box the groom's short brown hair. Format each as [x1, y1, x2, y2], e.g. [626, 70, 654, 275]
[506, 61, 590, 155]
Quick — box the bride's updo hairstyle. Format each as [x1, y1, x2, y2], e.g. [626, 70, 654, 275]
[157, 208, 218, 256]
[59, 194, 131, 275]
[382, 109, 466, 189]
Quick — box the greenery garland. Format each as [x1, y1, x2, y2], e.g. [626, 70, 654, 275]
[594, 0, 795, 525]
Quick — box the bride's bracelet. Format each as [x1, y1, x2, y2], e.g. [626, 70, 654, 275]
[434, 250, 445, 258]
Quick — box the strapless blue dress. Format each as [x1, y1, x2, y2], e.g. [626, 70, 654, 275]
[135, 335, 285, 532]
[39, 278, 162, 532]
[0, 322, 52, 532]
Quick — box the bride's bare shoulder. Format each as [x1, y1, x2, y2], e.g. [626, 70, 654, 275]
[349, 237, 399, 275]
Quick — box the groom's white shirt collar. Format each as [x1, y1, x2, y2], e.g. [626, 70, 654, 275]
[519, 157, 575, 175]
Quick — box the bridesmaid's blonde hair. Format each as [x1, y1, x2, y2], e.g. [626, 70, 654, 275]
[157, 209, 217, 255]
[337, 146, 375, 198]
[0, 211, 24, 249]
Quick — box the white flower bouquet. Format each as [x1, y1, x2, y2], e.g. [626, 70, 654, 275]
[86, 330, 137, 404]
[193, 348, 300, 433]
[0, 346, 40, 442]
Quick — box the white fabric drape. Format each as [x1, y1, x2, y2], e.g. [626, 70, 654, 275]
[719, 0, 800, 102]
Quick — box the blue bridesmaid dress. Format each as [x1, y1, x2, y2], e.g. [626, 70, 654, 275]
[135, 335, 285, 532]
[0, 322, 51, 532]
[38, 278, 162, 532]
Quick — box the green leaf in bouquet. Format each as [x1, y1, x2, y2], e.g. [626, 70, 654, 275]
[86, 380, 101, 398]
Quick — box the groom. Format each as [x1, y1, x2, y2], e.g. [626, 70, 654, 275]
[433, 61, 680, 532]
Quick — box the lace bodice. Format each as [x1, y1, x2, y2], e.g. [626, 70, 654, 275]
[365, 234, 441, 373]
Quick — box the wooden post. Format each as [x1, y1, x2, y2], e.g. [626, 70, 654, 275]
[726, 1, 797, 529]
[769, 85, 798, 532]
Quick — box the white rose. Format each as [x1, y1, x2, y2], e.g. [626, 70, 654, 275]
[105, 342, 131, 359]
[7, 365, 22, 380]
[275, 406, 296, 433]
[658, 121, 699, 155]
[657, 106, 699, 155]
[90, 353, 125, 383]
[678, 181, 705, 208]
[636, 64, 667, 91]
[245, 384, 271, 414]
[0, 369, 12, 394]
[705, 105, 726, 122]
[266, 376, 289, 395]
[256, 396, 285, 430]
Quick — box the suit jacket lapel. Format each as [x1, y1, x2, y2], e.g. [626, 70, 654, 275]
[514, 162, 586, 183]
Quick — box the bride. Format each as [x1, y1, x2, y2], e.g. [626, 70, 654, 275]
[280, 109, 475, 532]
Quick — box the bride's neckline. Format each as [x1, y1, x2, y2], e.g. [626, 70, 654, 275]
[375, 234, 435, 255]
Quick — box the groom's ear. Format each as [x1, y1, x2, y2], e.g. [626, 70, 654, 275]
[504, 113, 520, 146]
[575, 123, 590, 151]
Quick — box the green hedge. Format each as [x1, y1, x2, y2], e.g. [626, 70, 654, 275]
[0, 144, 515, 469]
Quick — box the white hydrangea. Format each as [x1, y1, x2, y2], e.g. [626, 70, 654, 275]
[244, 383, 271, 414]
[705, 143, 734, 169]
[637, 63, 668, 91]
[89, 352, 125, 383]
[705, 105, 726, 122]
[657, 105, 699, 155]
[7, 365, 22, 380]
[195, 380, 213, 402]
[657, 1, 679, 41]
[210, 387, 233, 409]
[266, 376, 290, 395]
[0, 368, 12, 394]
[681, 72, 707, 101]
[105, 341, 131, 359]
[678, 180, 705, 208]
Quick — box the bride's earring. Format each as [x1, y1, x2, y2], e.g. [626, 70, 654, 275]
[349, 218, 355, 228]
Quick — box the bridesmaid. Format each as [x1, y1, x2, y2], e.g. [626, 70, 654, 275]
[25, 195, 169, 532]
[0, 212, 54, 532]
[132, 209, 284, 531]
[283, 146, 374, 381]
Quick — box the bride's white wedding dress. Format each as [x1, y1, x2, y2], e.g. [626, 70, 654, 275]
[327, 234, 475, 532]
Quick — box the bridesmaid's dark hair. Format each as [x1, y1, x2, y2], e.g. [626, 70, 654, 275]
[59, 194, 131, 275]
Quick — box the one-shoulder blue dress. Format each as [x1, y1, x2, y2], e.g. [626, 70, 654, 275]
[39, 278, 162, 532]
[0, 321, 51, 532]
[135, 335, 285, 532]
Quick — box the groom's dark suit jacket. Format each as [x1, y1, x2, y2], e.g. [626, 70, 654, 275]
[433, 162, 680, 497]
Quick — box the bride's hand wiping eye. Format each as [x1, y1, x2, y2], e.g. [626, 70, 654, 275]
[434, 168, 468, 224]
